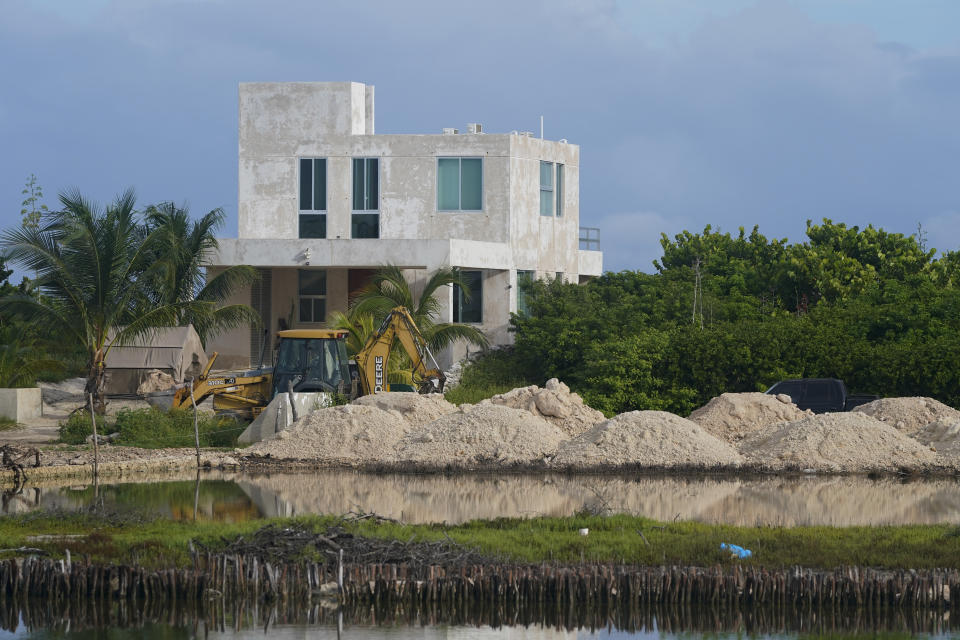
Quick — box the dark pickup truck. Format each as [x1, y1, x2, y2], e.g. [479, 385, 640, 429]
[764, 378, 878, 414]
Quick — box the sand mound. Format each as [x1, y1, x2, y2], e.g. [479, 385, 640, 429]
[481, 378, 605, 437]
[688, 392, 808, 442]
[395, 404, 566, 467]
[552, 411, 743, 469]
[352, 392, 456, 427]
[740, 412, 939, 473]
[913, 419, 960, 461]
[246, 404, 411, 465]
[853, 397, 960, 436]
[136, 369, 176, 395]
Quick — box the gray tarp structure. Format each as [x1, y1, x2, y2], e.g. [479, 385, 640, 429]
[103, 325, 208, 395]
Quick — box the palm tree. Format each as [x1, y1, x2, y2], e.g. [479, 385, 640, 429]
[142, 202, 260, 345]
[0, 189, 210, 411]
[349, 265, 489, 354]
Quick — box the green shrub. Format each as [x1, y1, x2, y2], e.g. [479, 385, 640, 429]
[58, 411, 105, 444]
[58, 408, 246, 448]
[445, 348, 532, 405]
[111, 408, 245, 449]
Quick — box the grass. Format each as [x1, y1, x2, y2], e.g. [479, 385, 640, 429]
[445, 348, 532, 405]
[0, 415, 19, 431]
[3, 511, 960, 571]
[58, 407, 247, 448]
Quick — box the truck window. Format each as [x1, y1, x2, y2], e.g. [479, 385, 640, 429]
[806, 380, 840, 403]
[769, 381, 802, 403]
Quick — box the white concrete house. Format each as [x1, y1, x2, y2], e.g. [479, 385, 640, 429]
[208, 82, 602, 369]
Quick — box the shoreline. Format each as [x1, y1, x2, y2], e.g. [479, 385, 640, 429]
[3, 446, 960, 482]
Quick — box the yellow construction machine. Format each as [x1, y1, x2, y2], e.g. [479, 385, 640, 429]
[158, 306, 445, 417]
[354, 306, 446, 395]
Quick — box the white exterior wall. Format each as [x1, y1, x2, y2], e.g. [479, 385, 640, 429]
[211, 82, 601, 367]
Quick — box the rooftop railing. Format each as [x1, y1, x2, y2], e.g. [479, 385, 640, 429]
[579, 226, 600, 251]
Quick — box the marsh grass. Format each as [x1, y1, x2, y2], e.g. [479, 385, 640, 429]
[3, 511, 960, 570]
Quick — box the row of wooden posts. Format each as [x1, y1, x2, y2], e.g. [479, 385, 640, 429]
[2, 553, 959, 613]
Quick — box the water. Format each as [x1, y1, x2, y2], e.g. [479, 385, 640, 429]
[4, 470, 960, 526]
[5, 471, 959, 639]
[1, 602, 956, 638]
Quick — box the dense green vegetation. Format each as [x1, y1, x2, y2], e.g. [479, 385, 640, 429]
[445, 348, 527, 405]
[3, 511, 960, 570]
[490, 220, 960, 416]
[58, 407, 246, 448]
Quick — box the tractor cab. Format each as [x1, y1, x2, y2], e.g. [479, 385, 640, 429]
[271, 330, 351, 399]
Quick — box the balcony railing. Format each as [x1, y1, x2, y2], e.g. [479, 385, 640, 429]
[579, 226, 600, 251]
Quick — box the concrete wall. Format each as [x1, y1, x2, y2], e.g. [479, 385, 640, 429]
[0, 388, 42, 422]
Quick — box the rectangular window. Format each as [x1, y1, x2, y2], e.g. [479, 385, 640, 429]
[298, 269, 327, 323]
[299, 158, 327, 238]
[352, 158, 379, 210]
[540, 161, 554, 216]
[556, 163, 563, 217]
[555, 272, 564, 282]
[453, 270, 483, 324]
[352, 158, 379, 238]
[516, 270, 534, 316]
[299, 214, 326, 239]
[437, 157, 482, 211]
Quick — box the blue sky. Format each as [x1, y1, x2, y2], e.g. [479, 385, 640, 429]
[2, 0, 958, 273]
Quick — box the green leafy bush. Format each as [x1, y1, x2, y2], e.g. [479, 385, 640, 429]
[58, 411, 98, 444]
[58, 408, 246, 448]
[445, 348, 531, 405]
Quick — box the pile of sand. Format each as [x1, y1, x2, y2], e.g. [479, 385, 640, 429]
[853, 397, 960, 436]
[395, 404, 566, 468]
[246, 404, 412, 465]
[352, 392, 456, 427]
[136, 369, 176, 395]
[739, 412, 939, 473]
[913, 419, 960, 462]
[552, 411, 743, 470]
[688, 392, 809, 442]
[481, 378, 605, 437]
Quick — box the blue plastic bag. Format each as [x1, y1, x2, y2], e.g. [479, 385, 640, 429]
[720, 542, 752, 559]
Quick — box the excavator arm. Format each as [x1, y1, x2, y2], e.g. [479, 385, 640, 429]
[168, 351, 271, 414]
[354, 307, 446, 395]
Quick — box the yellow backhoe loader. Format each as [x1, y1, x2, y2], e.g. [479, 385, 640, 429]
[154, 306, 445, 417]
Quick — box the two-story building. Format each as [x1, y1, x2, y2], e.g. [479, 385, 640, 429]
[208, 82, 602, 369]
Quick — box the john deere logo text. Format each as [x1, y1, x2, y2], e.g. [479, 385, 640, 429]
[374, 356, 384, 393]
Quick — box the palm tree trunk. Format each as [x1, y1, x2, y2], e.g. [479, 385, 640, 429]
[85, 348, 107, 414]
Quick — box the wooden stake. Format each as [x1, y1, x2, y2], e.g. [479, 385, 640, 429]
[88, 393, 99, 482]
[189, 380, 200, 468]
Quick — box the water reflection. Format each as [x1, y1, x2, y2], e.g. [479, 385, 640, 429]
[1, 598, 955, 639]
[4, 470, 960, 526]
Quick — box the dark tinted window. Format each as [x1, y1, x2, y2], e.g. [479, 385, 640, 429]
[351, 213, 379, 238]
[299, 214, 326, 239]
[770, 381, 802, 402]
[453, 270, 483, 323]
[806, 380, 840, 403]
